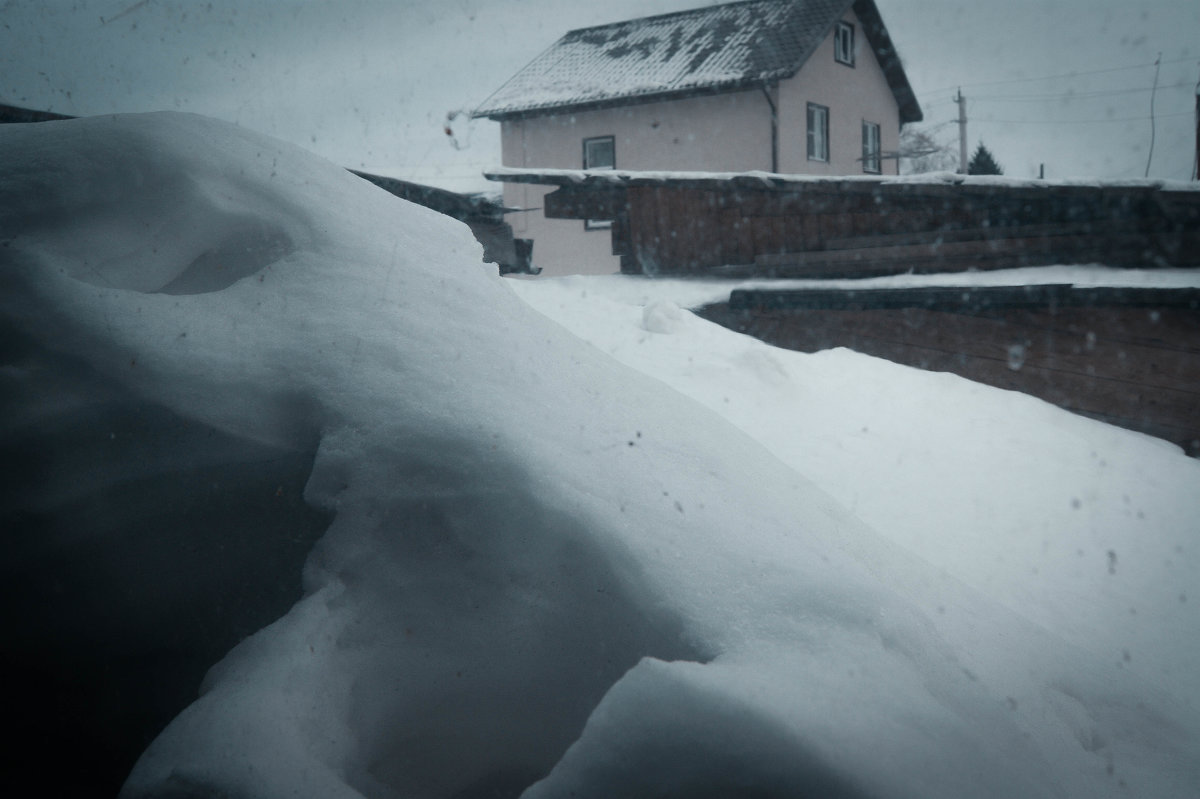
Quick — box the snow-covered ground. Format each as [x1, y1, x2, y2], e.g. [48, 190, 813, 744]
[512, 275, 1200, 707]
[2, 113, 1198, 798]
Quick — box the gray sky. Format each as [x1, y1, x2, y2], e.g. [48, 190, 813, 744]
[2, 0, 1197, 192]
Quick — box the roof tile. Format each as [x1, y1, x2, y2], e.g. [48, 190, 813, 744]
[474, 0, 854, 118]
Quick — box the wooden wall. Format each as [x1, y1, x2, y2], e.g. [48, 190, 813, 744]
[539, 178, 1200, 277]
[698, 286, 1200, 454]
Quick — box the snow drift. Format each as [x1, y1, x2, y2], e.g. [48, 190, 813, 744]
[2, 113, 1197, 798]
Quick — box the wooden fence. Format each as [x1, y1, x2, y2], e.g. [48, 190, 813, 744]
[488, 169, 1200, 277]
[698, 285, 1200, 454]
[487, 169, 1200, 450]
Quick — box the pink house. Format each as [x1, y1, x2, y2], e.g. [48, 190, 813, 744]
[473, 0, 921, 277]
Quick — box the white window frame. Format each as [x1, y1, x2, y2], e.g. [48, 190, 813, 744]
[834, 21, 855, 66]
[862, 121, 881, 174]
[583, 135, 615, 230]
[807, 103, 829, 163]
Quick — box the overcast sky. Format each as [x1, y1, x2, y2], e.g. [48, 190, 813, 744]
[2, 0, 1197, 192]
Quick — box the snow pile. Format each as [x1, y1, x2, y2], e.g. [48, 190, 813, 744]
[513, 276, 1200, 712]
[3, 113, 1198, 799]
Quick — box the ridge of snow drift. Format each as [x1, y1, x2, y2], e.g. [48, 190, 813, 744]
[1, 113, 1197, 798]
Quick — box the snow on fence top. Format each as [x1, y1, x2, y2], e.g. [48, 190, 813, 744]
[484, 166, 1200, 193]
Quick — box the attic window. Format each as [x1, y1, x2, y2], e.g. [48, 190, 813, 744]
[834, 22, 855, 66]
[583, 136, 615, 170]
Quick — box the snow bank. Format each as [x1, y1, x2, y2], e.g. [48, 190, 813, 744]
[3, 113, 1198, 798]
[514, 276, 1200, 712]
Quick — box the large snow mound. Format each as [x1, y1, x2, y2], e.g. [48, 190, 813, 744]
[513, 275, 1200, 711]
[2, 113, 1197, 799]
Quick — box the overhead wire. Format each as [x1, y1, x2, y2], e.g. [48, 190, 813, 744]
[972, 110, 1192, 125]
[972, 81, 1192, 102]
[911, 56, 1199, 179]
[1145, 53, 1161, 177]
[915, 75, 1195, 128]
[921, 55, 1197, 96]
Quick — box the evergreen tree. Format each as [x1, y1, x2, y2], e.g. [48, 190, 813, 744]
[967, 142, 1004, 175]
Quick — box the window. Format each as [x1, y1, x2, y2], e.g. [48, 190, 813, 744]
[582, 135, 615, 229]
[862, 121, 881, 173]
[834, 21, 854, 66]
[583, 136, 615, 171]
[807, 104, 829, 163]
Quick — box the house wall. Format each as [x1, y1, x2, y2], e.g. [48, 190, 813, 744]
[776, 7, 902, 176]
[499, 7, 903, 277]
[501, 89, 774, 276]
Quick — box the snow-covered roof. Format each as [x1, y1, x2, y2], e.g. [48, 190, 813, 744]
[472, 0, 921, 124]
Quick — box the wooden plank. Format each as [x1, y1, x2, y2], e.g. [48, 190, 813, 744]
[626, 186, 659, 275]
[651, 186, 676, 272]
[693, 190, 727, 270]
[775, 308, 1199, 437]
[539, 177, 1200, 274]
[757, 232, 1155, 266]
[730, 285, 1200, 316]
[696, 302, 1200, 452]
[724, 208, 753, 265]
[863, 307, 1200, 395]
[609, 213, 631, 257]
[801, 214, 821, 249]
[821, 220, 1144, 252]
[542, 185, 625, 220]
[751, 242, 1158, 277]
[974, 306, 1200, 356]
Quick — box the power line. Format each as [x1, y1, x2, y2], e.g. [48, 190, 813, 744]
[973, 81, 1193, 102]
[922, 55, 1197, 96]
[922, 81, 1193, 108]
[972, 110, 1192, 125]
[1145, 53, 1162, 178]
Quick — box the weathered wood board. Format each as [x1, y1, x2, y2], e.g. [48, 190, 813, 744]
[698, 286, 1200, 454]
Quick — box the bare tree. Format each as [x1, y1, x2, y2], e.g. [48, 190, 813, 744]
[899, 126, 957, 175]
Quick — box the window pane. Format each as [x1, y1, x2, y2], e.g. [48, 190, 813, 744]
[584, 137, 615, 170]
[835, 22, 854, 65]
[583, 136, 615, 228]
[808, 104, 828, 162]
[863, 122, 881, 173]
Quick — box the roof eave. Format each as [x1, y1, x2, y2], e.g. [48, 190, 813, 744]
[853, 0, 923, 124]
[474, 74, 791, 122]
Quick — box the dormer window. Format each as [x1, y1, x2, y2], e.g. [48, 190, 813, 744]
[834, 21, 855, 66]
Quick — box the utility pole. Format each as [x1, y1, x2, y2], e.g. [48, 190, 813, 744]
[1146, 54, 1161, 178]
[955, 89, 968, 174]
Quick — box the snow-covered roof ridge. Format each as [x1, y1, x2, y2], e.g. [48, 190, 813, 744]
[483, 165, 1200, 193]
[472, 0, 921, 124]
